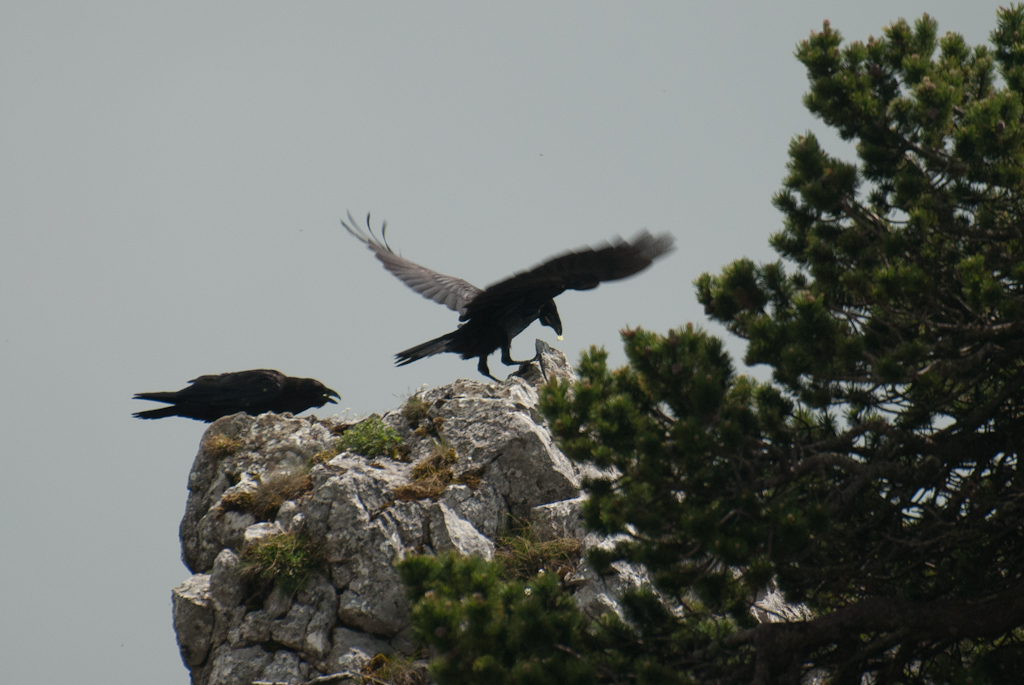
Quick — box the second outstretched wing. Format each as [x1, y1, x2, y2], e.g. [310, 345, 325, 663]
[462, 230, 675, 320]
[343, 212, 481, 315]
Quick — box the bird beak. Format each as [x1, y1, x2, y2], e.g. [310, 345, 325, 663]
[326, 390, 341, 404]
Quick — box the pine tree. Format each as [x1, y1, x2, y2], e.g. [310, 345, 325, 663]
[402, 7, 1024, 683]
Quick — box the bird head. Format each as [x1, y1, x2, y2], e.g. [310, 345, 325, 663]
[539, 300, 563, 340]
[307, 379, 340, 406]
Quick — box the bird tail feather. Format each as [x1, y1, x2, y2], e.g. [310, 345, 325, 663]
[132, 406, 181, 420]
[133, 391, 179, 403]
[395, 331, 458, 366]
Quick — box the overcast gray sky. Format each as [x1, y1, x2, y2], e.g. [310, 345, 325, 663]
[0, 2, 1007, 683]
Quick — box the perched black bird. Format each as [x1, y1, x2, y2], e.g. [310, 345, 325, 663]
[133, 369, 339, 422]
[343, 213, 675, 379]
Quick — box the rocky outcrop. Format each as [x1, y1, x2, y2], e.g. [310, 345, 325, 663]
[171, 340, 816, 684]
[171, 341, 657, 685]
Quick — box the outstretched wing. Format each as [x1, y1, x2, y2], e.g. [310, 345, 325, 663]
[343, 212, 481, 315]
[463, 230, 675, 319]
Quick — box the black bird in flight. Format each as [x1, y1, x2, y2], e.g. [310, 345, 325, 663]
[343, 213, 675, 380]
[133, 369, 339, 422]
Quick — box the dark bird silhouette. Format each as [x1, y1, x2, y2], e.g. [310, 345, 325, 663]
[133, 369, 339, 422]
[343, 213, 675, 380]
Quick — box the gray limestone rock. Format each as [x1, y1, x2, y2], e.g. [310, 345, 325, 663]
[206, 643, 273, 685]
[380, 499, 427, 550]
[426, 380, 580, 518]
[181, 413, 339, 573]
[232, 610, 270, 646]
[333, 519, 409, 636]
[439, 482, 506, 539]
[210, 604, 246, 658]
[275, 500, 303, 533]
[191, 509, 256, 575]
[322, 626, 393, 674]
[172, 574, 214, 668]
[304, 460, 402, 550]
[257, 649, 307, 684]
[530, 496, 587, 541]
[263, 587, 292, 621]
[572, 557, 656, 622]
[242, 522, 283, 551]
[210, 549, 244, 608]
[296, 575, 339, 659]
[428, 501, 495, 560]
[272, 602, 315, 654]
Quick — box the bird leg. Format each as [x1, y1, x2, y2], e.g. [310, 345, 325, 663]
[499, 344, 532, 366]
[477, 356, 500, 382]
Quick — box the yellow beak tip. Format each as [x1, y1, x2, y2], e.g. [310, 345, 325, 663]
[557, 335, 564, 341]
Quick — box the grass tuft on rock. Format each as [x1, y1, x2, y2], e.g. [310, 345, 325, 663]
[240, 531, 325, 597]
[393, 440, 475, 502]
[311, 444, 343, 465]
[219, 469, 312, 521]
[201, 434, 242, 458]
[336, 416, 404, 459]
[362, 652, 430, 685]
[401, 394, 431, 427]
[494, 521, 583, 582]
